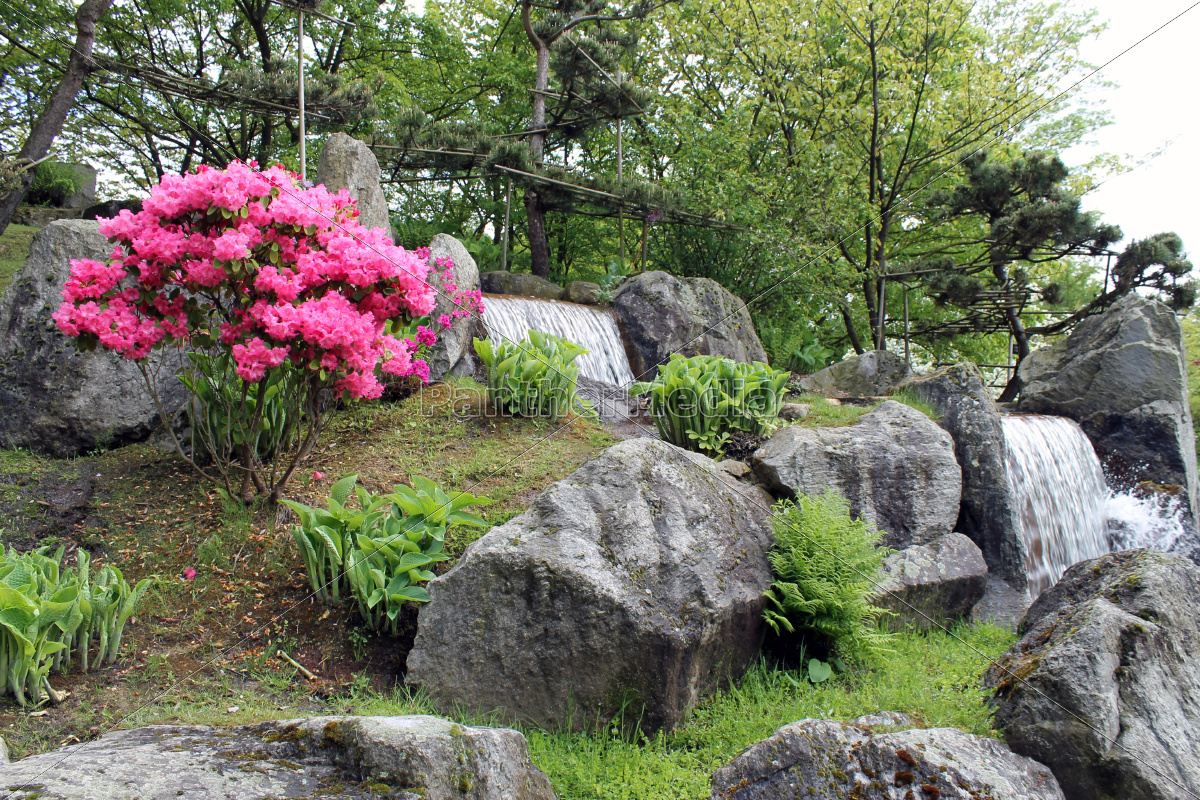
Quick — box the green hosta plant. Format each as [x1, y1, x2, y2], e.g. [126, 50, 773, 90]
[630, 354, 790, 455]
[0, 544, 152, 707]
[473, 331, 593, 421]
[764, 491, 893, 664]
[283, 475, 491, 633]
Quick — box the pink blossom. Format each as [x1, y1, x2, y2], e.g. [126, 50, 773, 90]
[53, 161, 442, 401]
[437, 314, 452, 329]
[183, 567, 198, 582]
[311, 471, 326, 481]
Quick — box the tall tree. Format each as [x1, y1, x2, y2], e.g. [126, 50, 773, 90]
[519, 0, 653, 278]
[0, 0, 113, 235]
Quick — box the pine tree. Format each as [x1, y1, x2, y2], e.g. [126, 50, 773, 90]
[519, 0, 656, 278]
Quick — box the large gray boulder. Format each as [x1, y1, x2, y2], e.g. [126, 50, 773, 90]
[750, 401, 962, 549]
[0, 220, 186, 458]
[316, 133, 393, 237]
[479, 270, 564, 300]
[900, 362, 1027, 587]
[798, 349, 914, 396]
[983, 550, 1200, 800]
[610, 271, 767, 381]
[1018, 294, 1200, 529]
[873, 532, 989, 631]
[0, 715, 556, 800]
[709, 715, 1064, 800]
[425, 234, 481, 381]
[406, 438, 773, 734]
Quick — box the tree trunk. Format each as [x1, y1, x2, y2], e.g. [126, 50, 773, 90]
[993, 251, 1030, 402]
[522, 1, 553, 279]
[0, 0, 114, 236]
[525, 188, 551, 279]
[841, 303, 866, 355]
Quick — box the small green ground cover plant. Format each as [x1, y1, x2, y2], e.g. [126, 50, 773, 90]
[0, 544, 152, 706]
[283, 474, 490, 633]
[474, 331, 593, 420]
[764, 490, 893, 665]
[632, 354, 789, 455]
[0, 223, 37, 293]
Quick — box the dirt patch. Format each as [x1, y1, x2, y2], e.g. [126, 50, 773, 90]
[0, 459, 102, 551]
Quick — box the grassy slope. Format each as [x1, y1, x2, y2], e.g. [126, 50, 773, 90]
[0, 378, 1014, 800]
[1181, 310, 1200, 453]
[0, 223, 38, 293]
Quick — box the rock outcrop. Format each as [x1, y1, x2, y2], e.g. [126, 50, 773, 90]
[565, 280, 603, 304]
[610, 271, 767, 381]
[1018, 294, 1200, 531]
[0, 220, 186, 457]
[315, 133, 393, 237]
[983, 550, 1200, 800]
[709, 715, 1064, 800]
[406, 438, 773, 734]
[425, 234, 481, 381]
[900, 362, 1027, 586]
[0, 715, 556, 800]
[480, 270, 564, 300]
[798, 349, 913, 396]
[873, 532, 989, 630]
[751, 401, 961, 549]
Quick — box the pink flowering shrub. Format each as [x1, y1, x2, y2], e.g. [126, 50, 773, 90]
[53, 161, 480, 500]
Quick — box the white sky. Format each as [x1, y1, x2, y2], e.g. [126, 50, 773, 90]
[1063, 0, 1200, 256]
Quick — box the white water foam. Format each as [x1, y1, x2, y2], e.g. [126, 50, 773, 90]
[1002, 414, 1187, 598]
[481, 295, 635, 386]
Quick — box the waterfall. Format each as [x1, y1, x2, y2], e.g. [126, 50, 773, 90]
[1002, 414, 1186, 598]
[481, 294, 635, 386]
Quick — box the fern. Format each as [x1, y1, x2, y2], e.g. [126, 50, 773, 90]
[764, 491, 894, 663]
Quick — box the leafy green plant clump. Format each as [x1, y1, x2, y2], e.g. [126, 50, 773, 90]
[26, 160, 82, 207]
[283, 474, 490, 634]
[764, 491, 893, 665]
[0, 544, 152, 706]
[474, 331, 592, 421]
[631, 354, 789, 455]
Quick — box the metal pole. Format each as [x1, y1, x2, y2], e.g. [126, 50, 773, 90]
[903, 287, 910, 365]
[297, 11, 306, 182]
[616, 67, 624, 267]
[500, 177, 512, 272]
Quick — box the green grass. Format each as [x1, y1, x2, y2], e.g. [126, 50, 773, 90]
[1181, 311, 1200, 455]
[0, 223, 37, 293]
[520, 623, 1014, 800]
[888, 387, 942, 421]
[789, 394, 877, 427]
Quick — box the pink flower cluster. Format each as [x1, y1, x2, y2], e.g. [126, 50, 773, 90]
[53, 161, 445, 399]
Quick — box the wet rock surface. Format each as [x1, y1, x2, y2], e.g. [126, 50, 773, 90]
[751, 401, 961, 549]
[610, 271, 766, 381]
[709, 714, 1064, 800]
[479, 270, 564, 300]
[983, 549, 1200, 800]
[406, 438, 773, 734]
[1018, 294, 1200, 532]
[0, 715, 556, 800]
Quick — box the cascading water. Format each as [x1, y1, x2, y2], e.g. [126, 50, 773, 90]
[481, 294, 635, 386]
[1002, 414, 1186, 598]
